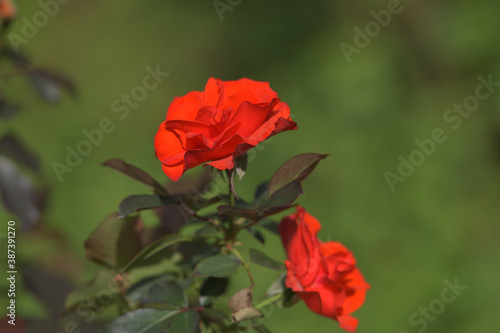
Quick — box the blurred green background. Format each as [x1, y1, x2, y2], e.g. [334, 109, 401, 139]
[1, 0, 500, 332]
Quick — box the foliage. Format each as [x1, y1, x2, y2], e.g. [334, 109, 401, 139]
[67, 153, 328, 332]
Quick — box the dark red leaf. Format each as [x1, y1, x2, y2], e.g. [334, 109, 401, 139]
[102, 159, 168, 196]
[268, 153, 328, 197]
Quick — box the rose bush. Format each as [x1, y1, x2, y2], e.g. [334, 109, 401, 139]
[67, 76, 370, 333]
[154, 77, 297, 181]
[280, 206, 370, 332]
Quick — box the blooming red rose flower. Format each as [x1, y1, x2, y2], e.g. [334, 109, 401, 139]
[0, 0, 16, 20]
[154, 78, 297, 181]
[279, 207, 370, 332]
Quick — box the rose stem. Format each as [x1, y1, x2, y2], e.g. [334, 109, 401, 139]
[229, 247, 255, 287]
[255, 293, 285, 311]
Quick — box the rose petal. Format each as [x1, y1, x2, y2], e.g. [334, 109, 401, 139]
[341, 269, 370, 313]
[206, 155, 235, 170]
[161, 162, 184, 182]
[224, 78, 276, 109]
[154, 122, 185, 166]
[269, 116, 298, 136]
[337, 314, 359, 333]
[297, 290, 323, 315]
[249, 112, 297, 146]
[300, 207, 322, 237]
[284, 260, 304, 291]
[204, 78, 223, 108]
[320, 242, 350, 259]
[155, 78, 296, 181]
[214, 122, 241, 147]
[279, 207, 369, 332]
[184, 132, 214, 151]
[165, 119, 212, 136]
[229, 100, 278, 138]
[183, 134, 244, 170]
[279, 207, 323, 287]
[166, 91, 205, 121]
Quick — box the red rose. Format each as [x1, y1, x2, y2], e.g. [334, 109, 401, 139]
[279, 207, 370, 332]
[0, 0, 16, 20]
[154, 78, 297, 181]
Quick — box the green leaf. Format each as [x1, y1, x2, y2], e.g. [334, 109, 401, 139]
[84, 213, 143, 269]
[123, 252, 184, 288]
[103, 308, 199, 333]
[199, 277, 229, 306]
[254, 181, 269, 202]
[249, 249, 284, 270]
[193, 223, 219, 237]
[195, 254, 241, 277]
[143, 281, 188, 308]
[27, 68, 76, 101]
[0, 155, 40, 230]
[120, 234, 192, 273]
[268, 153, 328, 197]
[0, 100, 19, 119]
[118, 194, 175, 218]
[65, 270, 119, 312]
[280, 287, 301, 308]
[177, 241, 219, 268]
[265, 273, 286, 297]
[143, 236, 191, 260]
[167, 309, 199, 333]
[257, 181, 303, 212]
[27, 69, 61, 103]
[103, 159, 169, 196]
[265, 274, 300, 308]
[0, 133, 39, 172]
[246, 227, 265, 244]
[259, 219, 280, 235]
[127, 274, 177, 304]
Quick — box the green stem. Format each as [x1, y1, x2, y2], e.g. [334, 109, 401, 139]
[230, 247, 255, 286]
[255, 293, 285, 310]
[228, 177, 235, 207]
[180, 201, 227, 233]
[226, 170, 236, 241]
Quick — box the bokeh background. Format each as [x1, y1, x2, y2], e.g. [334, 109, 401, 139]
[1, 0, 500, 332]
